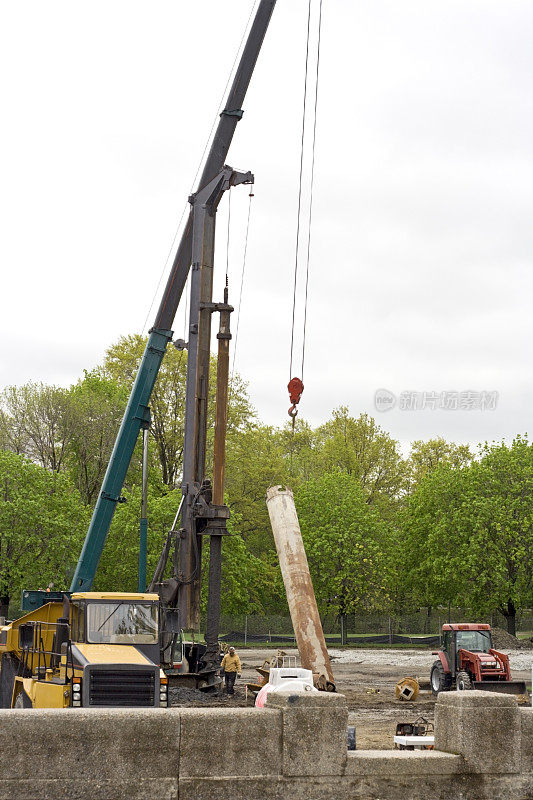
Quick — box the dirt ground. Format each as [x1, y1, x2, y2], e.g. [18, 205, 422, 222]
[170, 647, 533, 749]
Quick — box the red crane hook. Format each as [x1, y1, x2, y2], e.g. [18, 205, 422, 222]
[287, 377, 304, 418]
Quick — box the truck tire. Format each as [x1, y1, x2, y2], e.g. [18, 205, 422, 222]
[456, 670, 473, 691]
[14, 690, 32, 708]
[0, 653, 18, 708]
[430, 660, 451, 695]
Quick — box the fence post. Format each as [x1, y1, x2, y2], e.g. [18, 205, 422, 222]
[244, 615, 248, 646]
[388, 616, 392, 645]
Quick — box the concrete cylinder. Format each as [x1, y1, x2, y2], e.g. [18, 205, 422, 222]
[266, 485, 335, 688]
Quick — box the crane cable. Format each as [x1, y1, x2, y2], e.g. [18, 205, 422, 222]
[301, 0, 323, 381]
[288, 0, 324, 424]
[230, 189, 254, 391]
[226, 186, 232, 288]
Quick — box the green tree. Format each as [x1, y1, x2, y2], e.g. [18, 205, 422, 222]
[95, 484, 180, 592]
[400, 436, 533, 635]
[407, 437, 472, 490]
[314, 408, 407, 510]
[201, 508, 282, 614]
[64, 371, 128, 505]
[0, 383, 76, 472]
[398, 463, 465, 617]
[0, 450, 88, 617]
[276, 418, 319, 484]
[96, 484, 280, 613]
[103, 334, 255, 488]
[225, 424, 288, 556]
[458, 437, 533, 635]
[295, 471, 390, 633]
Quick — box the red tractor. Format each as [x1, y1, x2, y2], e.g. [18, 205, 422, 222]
[430, 623, 527, 696]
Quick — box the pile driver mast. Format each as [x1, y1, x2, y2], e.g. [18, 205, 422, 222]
[69, 0, 277, 675]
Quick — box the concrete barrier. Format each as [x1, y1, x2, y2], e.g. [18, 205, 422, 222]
[0, 691, 531, 800]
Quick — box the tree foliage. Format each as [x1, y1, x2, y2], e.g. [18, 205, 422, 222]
[0, 450, 88, 616]
[407, 437, 472, 489]
[314, 408, 407, 512]
[400, 437, 533, 633]
[64, 372, 128, 504]
[296, 471, 390, 618]
[0, 333, 530, 631]
[0, 383, 75, 472]
[103, 335, 254, 488]
[457, 437, 533, 635]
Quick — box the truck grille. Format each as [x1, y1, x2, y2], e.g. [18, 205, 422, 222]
[88, 669, 155, 706]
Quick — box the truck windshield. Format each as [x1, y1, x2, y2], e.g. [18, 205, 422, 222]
[87, 603, 158, 644]
[456, 630, 491, 653]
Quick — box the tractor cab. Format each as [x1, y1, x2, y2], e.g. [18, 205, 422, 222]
[441, 624, 492, 675]
[430, 623, 527, 698]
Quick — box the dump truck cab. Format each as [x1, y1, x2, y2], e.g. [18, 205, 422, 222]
[70, 592, 160, 661]
[430, 623, 527, 697]
[0, 591, 168, 709]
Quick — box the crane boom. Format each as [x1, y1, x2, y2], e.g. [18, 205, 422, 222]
[70, 0, 277, 593]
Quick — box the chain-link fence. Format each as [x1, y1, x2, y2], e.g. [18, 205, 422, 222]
[204, 609, 533, 646]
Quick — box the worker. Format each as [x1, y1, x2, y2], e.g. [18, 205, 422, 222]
[221, 646, 241, 695]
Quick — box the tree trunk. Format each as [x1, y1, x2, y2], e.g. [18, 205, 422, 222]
[340, 613, 348, 645]
[425, 605, 432, 634]
[0, 594, 9, 620]
[503, 599, 517, 637]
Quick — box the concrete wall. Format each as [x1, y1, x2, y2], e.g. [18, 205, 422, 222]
[0, 691, 531, 800]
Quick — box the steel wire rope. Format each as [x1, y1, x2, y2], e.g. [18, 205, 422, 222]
[300, 0, 323, 381]
[230, 190, 254, 392]
[289, 0, 313, 382]
[140, 0, 259, 335]
[287, 0, 313, 476]
[226, 187, 232, 287]
[288, 0, 323, 474]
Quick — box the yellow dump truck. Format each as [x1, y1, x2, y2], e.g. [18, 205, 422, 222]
[0, 591, 168, 709]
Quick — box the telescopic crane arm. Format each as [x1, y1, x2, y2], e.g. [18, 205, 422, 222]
[70, 0, 277, 594]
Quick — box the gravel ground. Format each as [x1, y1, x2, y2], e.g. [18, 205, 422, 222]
[327, 647, 533, 672]
[169, 646, 532, 749]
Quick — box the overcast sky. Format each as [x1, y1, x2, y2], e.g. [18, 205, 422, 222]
[1, 0, 531, 453]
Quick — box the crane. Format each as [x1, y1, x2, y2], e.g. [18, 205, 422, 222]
[67, 0, 277, 686]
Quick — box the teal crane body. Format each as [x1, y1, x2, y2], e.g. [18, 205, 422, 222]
[70, 328, 172, 592]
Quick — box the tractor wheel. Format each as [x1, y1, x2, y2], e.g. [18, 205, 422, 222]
[13, 690, 32, 709]
[456, 670, 473, 691]
[430, 660, 451, 695]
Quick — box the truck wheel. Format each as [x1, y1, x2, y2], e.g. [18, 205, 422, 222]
[14, 691, 32, 709]
[0, 653, 18, 709]
[456, 670, 473, 691]
[430, 660, 451, 695]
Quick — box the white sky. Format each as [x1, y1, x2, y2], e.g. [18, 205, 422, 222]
[1, 0, 531, 452]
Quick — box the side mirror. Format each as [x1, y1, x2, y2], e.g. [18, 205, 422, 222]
[163, 608, 181, 635]
[19, 623, 34, 650]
